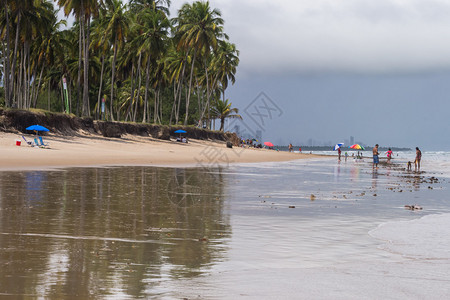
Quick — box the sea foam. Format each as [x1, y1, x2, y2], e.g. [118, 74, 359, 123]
[369, 213, 450, 260]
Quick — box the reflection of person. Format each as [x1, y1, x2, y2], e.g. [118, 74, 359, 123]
[386, 148, 393, 163]
[372, 144, 379, 169]
[338, 147, 341, 161]
[288, 143, 293, 152]
[415, 147, 422, 171]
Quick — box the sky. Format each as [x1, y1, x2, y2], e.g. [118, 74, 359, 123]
[169, 0, 450, 150]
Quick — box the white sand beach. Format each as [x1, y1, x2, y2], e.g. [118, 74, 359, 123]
[0, 132, 314, 170]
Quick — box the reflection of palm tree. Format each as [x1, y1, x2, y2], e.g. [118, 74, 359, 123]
[211, 99, 242, 131]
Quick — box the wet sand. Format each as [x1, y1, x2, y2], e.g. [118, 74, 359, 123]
[0, 132, 317, 170]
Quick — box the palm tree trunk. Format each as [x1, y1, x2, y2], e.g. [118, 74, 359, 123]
[10, 12, 21, 108]
[125, 62, 135, 122]
[82, 16, 91, 117]
[176, 60, 186, 124]
[184, 49, 196, 125]
[48, 84, 51, 111]
[142, 56, 151, 123]
[97, 54, 105, 119]
[133, 53, 142, 122]
[3, 0, 11, 107]
[110, 39, 118, 121]
[32, 65, 44, 108]
[77, 15, 83, 116]
[169, 83, 177, 125]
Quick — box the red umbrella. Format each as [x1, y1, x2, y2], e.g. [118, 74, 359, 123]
[264, 142, 274, 147]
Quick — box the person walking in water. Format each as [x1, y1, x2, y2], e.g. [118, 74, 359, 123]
[373, 144, 380, 169]
[386, 148, 393, 164]
[415, 147, 422, 171]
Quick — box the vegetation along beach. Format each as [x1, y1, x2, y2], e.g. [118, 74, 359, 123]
[2, 0, 450, 299]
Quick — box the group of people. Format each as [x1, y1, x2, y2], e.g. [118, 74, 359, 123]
[372, 144, 421, 171]
[288, 144, 302, 152]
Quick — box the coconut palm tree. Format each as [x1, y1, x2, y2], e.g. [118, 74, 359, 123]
[133, 8, 170, 123]
[211, 98, 242, 131]
[173, 0, 226, 125]
[213, 40, 239, 101]
[57, 0, 99, 116]
[100, 0, 129, 121]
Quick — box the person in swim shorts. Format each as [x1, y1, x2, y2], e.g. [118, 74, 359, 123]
[373, 144, 379, 169]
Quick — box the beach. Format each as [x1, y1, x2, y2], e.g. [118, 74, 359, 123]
[1, 132, 450, 299]
[0, 132, 312, 170]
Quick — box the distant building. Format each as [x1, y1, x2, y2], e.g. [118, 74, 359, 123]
[256, 130, 262, 142]
[234, 125, 240, 136]
[350, 136, 354, 145]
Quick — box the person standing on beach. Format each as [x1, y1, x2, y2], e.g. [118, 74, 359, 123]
[289, 143, 293, 152]
[373, 144, 380, 169]
[338, 147, 341, 161]
[386, 148, 393, 163]
[415, 147, 422, 171]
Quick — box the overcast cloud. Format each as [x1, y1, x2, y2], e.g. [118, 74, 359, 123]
[172, 0, 450, 150]
[172, 0, 450, 74]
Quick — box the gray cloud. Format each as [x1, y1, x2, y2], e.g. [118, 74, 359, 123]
[171, 0, 450, 75]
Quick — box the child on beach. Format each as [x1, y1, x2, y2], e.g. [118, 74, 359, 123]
[386, 148, 393, 163]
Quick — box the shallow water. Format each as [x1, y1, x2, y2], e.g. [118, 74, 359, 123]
[1, 157, 449, 298]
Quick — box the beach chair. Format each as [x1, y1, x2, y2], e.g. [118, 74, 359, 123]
[38, 136, 49, 147]
[22, 135, 34, 146]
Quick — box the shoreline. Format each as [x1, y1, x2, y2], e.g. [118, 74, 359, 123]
[0, 132, 320, 171]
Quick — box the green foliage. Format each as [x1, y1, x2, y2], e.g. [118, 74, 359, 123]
[2, 0, 239, 127]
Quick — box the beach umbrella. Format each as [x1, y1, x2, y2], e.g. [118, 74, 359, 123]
[174, 129, 187, 140]
[26, 125, 49, 132]
[349, 144, 365, 150]
[333, 143, 344, 151]
[264, 142, 274, 147]
[26, 125, 49, 135]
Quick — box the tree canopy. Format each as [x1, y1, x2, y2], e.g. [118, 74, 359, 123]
[0, 0, 240, 128]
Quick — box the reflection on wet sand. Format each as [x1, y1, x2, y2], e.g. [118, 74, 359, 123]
[0, 167, 230, 298]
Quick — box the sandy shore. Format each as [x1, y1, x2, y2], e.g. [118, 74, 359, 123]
[0, 132, 317, 170]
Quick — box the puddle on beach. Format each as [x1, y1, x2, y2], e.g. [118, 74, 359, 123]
[0, 160, 448, 298]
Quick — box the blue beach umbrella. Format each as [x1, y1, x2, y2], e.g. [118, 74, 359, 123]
[26, 125, 49, 135]
[333, 143, 344, 151]
[174, 129, 187, 134]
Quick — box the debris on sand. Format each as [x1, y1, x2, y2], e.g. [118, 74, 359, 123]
[404, 205, 423, 210]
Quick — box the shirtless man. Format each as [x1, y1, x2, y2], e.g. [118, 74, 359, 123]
[415, 147, 422, 171]
[373, 144, 379, 169]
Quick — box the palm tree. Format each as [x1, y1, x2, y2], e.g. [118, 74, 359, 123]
[211, 98, 242, 131]
[57, 0, 99, 116]
[133, 8, 170, 123]
[213, 40, 239, 101]
[174, 1, 226, 125]
[101, 0, 129, 121]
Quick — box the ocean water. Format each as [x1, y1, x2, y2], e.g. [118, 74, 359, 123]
[0, 152, 450, 299]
